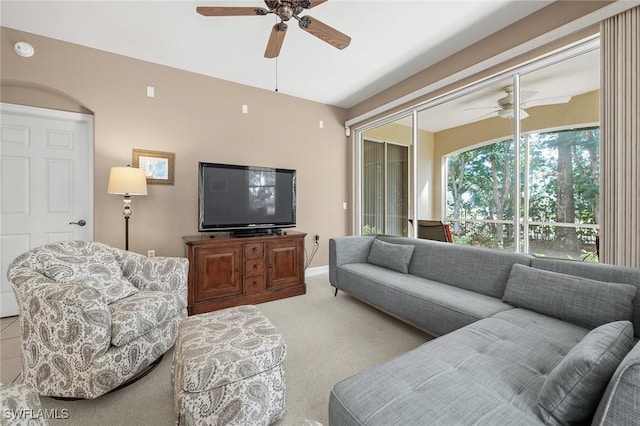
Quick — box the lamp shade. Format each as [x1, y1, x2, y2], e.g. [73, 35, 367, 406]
[108, 166, 148, 195]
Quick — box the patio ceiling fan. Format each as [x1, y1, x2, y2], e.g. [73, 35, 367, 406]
[469, 86, 572, 119]
[196, 0, 351, 58]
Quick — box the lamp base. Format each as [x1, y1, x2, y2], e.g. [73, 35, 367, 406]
[125, 216, 129, 251]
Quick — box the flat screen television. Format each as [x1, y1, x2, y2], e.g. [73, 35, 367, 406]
[198, 162, 296, 234]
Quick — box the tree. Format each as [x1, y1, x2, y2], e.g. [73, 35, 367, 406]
[555, 132, 578, 253]
[447, 126, 600, 257]
[489, 141, 513, 245]
[447, 152, 468, 234]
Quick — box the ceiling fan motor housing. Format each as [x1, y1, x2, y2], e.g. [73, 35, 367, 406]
[270, 0, 312, 20]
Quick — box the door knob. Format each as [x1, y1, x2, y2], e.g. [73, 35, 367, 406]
[69, 220, 87, 226]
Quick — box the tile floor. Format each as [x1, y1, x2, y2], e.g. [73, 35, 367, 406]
[1, 316, 22, 384]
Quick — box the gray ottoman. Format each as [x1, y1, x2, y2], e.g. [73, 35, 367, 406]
[172, 305, 287, 426]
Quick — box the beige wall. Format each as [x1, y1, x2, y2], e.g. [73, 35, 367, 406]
[430, 90, 599, 218]
[1, 27, 349, 265]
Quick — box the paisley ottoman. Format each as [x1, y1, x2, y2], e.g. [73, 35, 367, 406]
[172, 305, 287, 426]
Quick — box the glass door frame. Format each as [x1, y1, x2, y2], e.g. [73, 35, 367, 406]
[355, 113, 417, 237]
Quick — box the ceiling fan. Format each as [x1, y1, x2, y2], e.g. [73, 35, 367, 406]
[468, 86, 572, 119]
[197, 1, 351, 58]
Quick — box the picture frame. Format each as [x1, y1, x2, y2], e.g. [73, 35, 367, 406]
[132, 149, 175, 185]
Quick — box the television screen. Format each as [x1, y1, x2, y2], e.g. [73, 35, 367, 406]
[199, 162, 296, 232]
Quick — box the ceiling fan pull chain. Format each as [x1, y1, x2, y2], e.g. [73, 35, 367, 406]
[275, 14, 279, 92]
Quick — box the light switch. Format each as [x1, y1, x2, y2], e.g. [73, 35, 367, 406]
[146, 86, 155, 98]
[242, 104, 248, 114]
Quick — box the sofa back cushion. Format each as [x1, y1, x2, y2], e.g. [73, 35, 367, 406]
[503, 264, 636, 329]
[378, 236, 532, 298]
[537, 321, 634, 425]
[531, 257, 640, 338]
[367, 239, 415, 273]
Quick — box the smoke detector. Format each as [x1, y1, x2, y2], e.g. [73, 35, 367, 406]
[14, 42, 35, 58]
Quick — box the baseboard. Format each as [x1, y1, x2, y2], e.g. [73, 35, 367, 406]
[305, 265, 328, 278]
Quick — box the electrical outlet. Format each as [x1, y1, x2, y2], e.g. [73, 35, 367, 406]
[314, 234, 319, 242]
[147, 250, 155, 257]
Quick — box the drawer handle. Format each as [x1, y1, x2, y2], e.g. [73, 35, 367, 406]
[252, 247, 257, 252]
[235, 267, 240, 272]
[269, 264, 273, 269]
[252, 264, 258, 269]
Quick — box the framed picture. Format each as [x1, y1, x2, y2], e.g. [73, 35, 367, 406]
[132, 149, 175, 185]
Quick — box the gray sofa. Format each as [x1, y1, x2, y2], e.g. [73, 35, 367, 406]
[328, 235, 640, 425]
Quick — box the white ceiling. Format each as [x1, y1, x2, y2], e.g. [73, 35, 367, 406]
[1, 0, 554, 109]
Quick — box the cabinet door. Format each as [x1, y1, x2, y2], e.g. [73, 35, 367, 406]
[194, 244, 242, 301]
[266, 239, 303, 288]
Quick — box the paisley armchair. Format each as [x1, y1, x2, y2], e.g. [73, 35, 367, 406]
[7, 241, 188, 399]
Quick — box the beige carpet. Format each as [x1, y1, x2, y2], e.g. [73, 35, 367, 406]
[41, 274, 430, 425]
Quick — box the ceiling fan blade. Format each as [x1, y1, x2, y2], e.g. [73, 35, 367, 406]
[265, 23, 287, 58]
[298, 15, 351, 50]
[196, 6, 269, 16]
[521, 95, 572, 109]
[477, 110, 499, 120]
[520, 90, 538, 102]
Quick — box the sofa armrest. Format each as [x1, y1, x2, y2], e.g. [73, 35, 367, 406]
[592, 340, 640, 426]
[9, 268, 112, 362]
[329, 236, 376, 286]
[112, 248, 188, 309]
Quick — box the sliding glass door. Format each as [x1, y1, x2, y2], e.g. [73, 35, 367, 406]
[361, 139, 409, 236]
[354, 39, 599, 256]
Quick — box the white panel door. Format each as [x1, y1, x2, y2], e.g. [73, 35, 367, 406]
[0, 103, 94, 317]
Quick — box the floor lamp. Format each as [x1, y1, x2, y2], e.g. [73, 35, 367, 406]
[108, 166, 148, 250]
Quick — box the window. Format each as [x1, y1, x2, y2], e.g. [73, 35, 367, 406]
[526, 127, 599, 259]
[446, 126, 599, 260]
[446, 139, 515, 250]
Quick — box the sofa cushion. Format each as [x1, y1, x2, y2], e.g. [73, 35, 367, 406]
[531, 257, 640, 338]
[34, 241, 138, 304]
[378, 236, 533, 298]
[330, 315, 587, 425]
[503, 264, 636, 329]
[491, 309, 587, 347]
[337, 263, 514, 335]
[537, 321, 634, 425]
[109, 290, 182, 347]
[367, 239, 414, 273]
